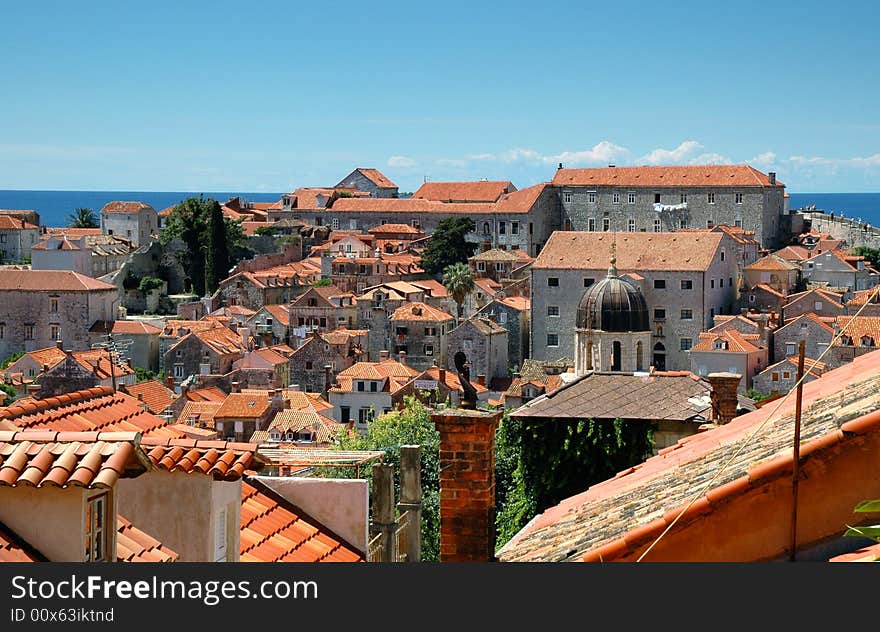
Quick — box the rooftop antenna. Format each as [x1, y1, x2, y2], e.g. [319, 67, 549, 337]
[608, 235, 618, 278]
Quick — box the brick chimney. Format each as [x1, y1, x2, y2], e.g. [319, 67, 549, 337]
[477, 374, 486, 387]
[432, 409, 502, 562]
[166, 374, 175, 390]
[706, 372, 742, 425]
[398, 350, 407, 366]
[379, 350, 389, 361]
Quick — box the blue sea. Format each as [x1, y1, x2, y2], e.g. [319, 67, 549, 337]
[0, 190, 878, 228]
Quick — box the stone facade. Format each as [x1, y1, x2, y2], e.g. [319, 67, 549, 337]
[477, 298, 530, 371]
[288, 333, 360, 393]
[752, 358, 821, 395]
[802, 250, 879, 291]
[390, 307, 454, 372]
[334, 168, 399, 198]
[0, 218, 40, 263]
[288, 286, 357, 331]
[741, 284, 787, 313]
[772, 314, 833, 362]
[101, 203, 158, 247]
[782, 289, 846, 320]
[218, 273, 303, 311]
[576, 329, 653, 374]
[446, 317, 509, 382]
[0, 273, 119, 359]
[164, 332, 244, 384]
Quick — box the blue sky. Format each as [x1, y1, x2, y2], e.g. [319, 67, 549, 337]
[1, 0, 878, 193]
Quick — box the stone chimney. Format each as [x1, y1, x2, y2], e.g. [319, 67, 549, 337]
[26, 384, 41, 399]
[768, 172, 776, 185]
[231, 381, 240, 393]
[477, 374, 486, 387]
[433, 409, 502, 562]
[324, 364, 333, 394]
[166, 374, 174, 390]
[706, 372, 742, 425]
[398, 350, 407, 366]
[379, 350, 389, 361]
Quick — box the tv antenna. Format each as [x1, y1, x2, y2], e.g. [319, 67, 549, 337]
[90, 333, 134, 392]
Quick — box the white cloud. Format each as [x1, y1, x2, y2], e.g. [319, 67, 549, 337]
[388, 155, 417, 168]
[638, 140, 703, 165]
[547, 141, 630, 166]
[435, 158, 468, 168]
[788, 153, 880, 168]
[691, 152, 733, 165]
[747, 151, 777, 167]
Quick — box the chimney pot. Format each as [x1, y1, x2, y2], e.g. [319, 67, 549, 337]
[379, 350, 389, 361]
[231, 381, 240, 393]
[26, 384, 41, 398]
[398, 350, 407, 366]
[166, 374, 175, 390]
[768, 171, 777, 185]
[706, 372, 742, 425]
[56, 339, 63, 349]
[477, 374, 486, 386]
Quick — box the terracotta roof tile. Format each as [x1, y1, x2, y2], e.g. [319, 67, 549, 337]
[0, 521, 46, 562]
[186, 387, 228, 403]
[0, 270, 117, 291]
[533, 231, 725, 271]
[266, 410, 343, 443]
[101, 201, 155, 214]
[414, 180, 514, 203]
[745, 254, 800, 272]
[390, 301, 454, 323]
[551, 165, 783, 188]
[240, 477, 363, 562]
[692, 329, 763, 352]
[121, 381, 177, 415]
[834, 316, 880, 346]
[367, 223, 424, 235]
[116, 516, 178, 562]
[0, 216, 39, 230]
[140, 437, 260, 480]
[215, 393, 272, 419]
[354, 168, 397, 189]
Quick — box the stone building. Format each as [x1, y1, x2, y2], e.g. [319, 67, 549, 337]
[469, 248, 520, 283]
[288, 285, 357, 331]
[88, 319, 162, 372]
[334, 168, 399, 198]
[531, 231, 741, 371]
[802, 250, 879, 291]
[773, 312, 834, 362]
[322, 249, 424, 295]
[752, 356, 826, 395]
[356, 282, 427, 361]
[288, 331, 363, 393]
[743, 254, 801, 294]
[389, 302, 455, 371]
[0, 270, 119, 359]
[574, 260, 652, 373]
[164, 325, 247, 384]
[245, 304, 292, 347]
[447, 316, 509, 383]
[741, 283, 787, 313]
[781, 288, 846, 321]
[100, 201, 159, 247]
[218, 259, 320, 310]
[553, 164, 786, 248]
[395, 365, 489, 409]
[477, 296, 530, 371]
[688, 329, 768, 392]
[824, 315, 880, 369]
[0, 215, 40, 263]
[213, 391, 280, 442]
[367, 223, 426, 253]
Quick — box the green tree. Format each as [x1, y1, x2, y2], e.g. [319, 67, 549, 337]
[853, 246, 880, 267]
[420, 217, 477, 275]
[442, 262, 475, 318]
[494, 415, 654, 550]
[67, 207, 99, 228]
[0, 382, 15, 403]
[745, 387, 773, 402]
[313, 278, 333, 287]
[1, 351, 25, 370]
[205, 200, 231, 294]
[134, 367, 157, 383]
[161, 196, 209, 295]
[333, 397, 442, 561]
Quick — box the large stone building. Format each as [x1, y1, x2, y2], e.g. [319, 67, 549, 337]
[552, 164, 787, 248]
[334, 168, 399, 198]
[802, 249, 879, 291]
[288, 331, 363, 393]
[477, 296, 530, 372]
[531, 231, 742, 371]
[0, 215, 40, 263]
[389, 302, 455, 371]
[288, 285, 357, 331]
[100, 201, 159, 247]
[0, 270, 119, 358]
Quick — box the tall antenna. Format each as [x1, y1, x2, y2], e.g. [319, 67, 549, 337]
[90, 333, 134, 393]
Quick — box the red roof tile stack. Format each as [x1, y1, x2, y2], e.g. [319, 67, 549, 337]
[116, 516, 179, 562]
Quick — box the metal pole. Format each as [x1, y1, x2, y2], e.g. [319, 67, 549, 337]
[789, 339, 806, 562]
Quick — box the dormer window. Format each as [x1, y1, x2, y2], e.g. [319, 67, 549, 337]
[860, 335, 875, 347]
[85, 493, 109, 562]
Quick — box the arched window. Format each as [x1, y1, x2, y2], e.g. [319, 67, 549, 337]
[636, 341, 644, 371]
[586, 341, 594, 370]
[483, 222, 490, 235]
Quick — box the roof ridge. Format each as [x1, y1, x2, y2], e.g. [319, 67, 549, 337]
[0, 386, 112, 420]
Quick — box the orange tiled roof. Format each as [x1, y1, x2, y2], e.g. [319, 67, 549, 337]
[186, 386, 228, 403]
[784, 288, 844, 309]
[267, 409, 343, 443]
[354, 168, 396, 190]
[101, 201, 154, 214]
[0, 521, 46, 562]
[72, 349, 136, 381]
[552, 164, 783, 188]
[0, 386, 185, 438]
[117, 516, 179, 562]
[262, 304, 291, 326]
[493, 183, 550, 212]
[281, 390, 333, 413]
[408, 367, 488, 394]
[240, 477, 363, 562]
[89, 320, 163, 335]
[367, 223, 423, 235]
[187, 326, 246, 356]
[533, 231, 725, 271]
[121, 380, 177, 415]
[692, 329, 763, 353]
[0, 270, 117, 291]
[140, 436, 260, 480]
[753, 283, 786, 298]
[414, 180, 515, 203]
[331, 197, 497, 214]
[215, 393, 271, 419]
[408, 279, 449, 298]
[44, 227, 102, 237]
[0, 430, 145, 488]
[0, 216, 39, 230]
[848, 288, 880, 306]
[835, 316, 880, 345]
[745, 254, 800, 272]
[773, 245, 812, 261]
[390, 301, 454, 322]
[496, 296, 530, 311]
[176, 401, 223, 428]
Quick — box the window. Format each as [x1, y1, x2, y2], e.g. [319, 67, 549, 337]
[332, 218, 339, 230]
[653, 218, 661, 232]
[547, 333, 559, 347]
[349, 219, 357, 230]
[681, 309, 693, 320]
[711, 279, 715, 289]
[627, 192, 636, 204]
[720, 278, 724, 287]
[424, 344, 434, 356]
[370, 381, 378, 392]
[511, 222, 519, 235]
[588, 191, 597, 203]
[359, 264, 367, 274]
[24, 324, 34, 340]
[380, 219, 388, 225]
[814, 301, 823, 311]
[340, 407, 351, 423]
[357, 381, 365, 392]
[680, 338, 693, 351]
[411, 219, 420, 229]
[734, 218, 743, 227]
[50, 325, 60, 340]
[588, 218, 596, 232]
[681, 279, 693, 290]
[477, 261, 486, 272]
[735, 192, 743, 204]
[499, 221, 506, 234]
[628, 218, 636, 232]
[498, 312, 507, 323]
[529, 222, 533, 235]
[174, 364, 184, 378]
[563, 191, 572, 203]
[358, 408, 374, 425]
[613, 192, 621, 204]
[680, 193, 687, 204]
[49, 298, 59, 313]
[707, 192, 716, 204]
[495, 262, 505, 272]
[305, 361, 313, 370]
[772, 372, 779, 382]
[548, 277, 559, 287]
[584, 278, 595, 287]
[0, 323, 4, 339]
[720, 249, 725, 262]
[319, 317, 327, 328]
[749, 294, 756, 304]
[548, 306, 560, 317]
[424, 327, 436, 336]
[603, 217, 610, 232]
[707, 219, 715, 229]
[653, 279, 666, 289]
[483, 222, 490, 235]
[0, 234, 6, 243]
[783, 371, 791, 379]
[654, 308, 666, 320]
[680, 218, 688, 229]
[85, 494, 109, 562]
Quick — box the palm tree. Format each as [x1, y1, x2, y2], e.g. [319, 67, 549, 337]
[67, 207, 99, 228]
[442, 262, 475, 319]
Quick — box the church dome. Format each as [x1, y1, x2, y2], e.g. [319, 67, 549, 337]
[576, 260, 649, 332]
